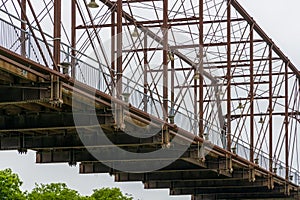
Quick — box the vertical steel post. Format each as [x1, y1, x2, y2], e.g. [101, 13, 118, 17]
[20, 0, 26, 57]
[226, 1, 231, 151]
[115, 0, 123, 129]
[171, 53, 175, 124]
[250, 24, 254, 163]
[194, 59, 198, 133]
[71, 0, 76, 78]
[53, 0, 61, 71]
[163, 0, 168, 121]
[284, 62, 289, 182]
[111, 10, 116, 85]
[268, 45, 273, 172]
[198, 0, 204, 137]
[144, 33, 148, 112]
[116, 0, 122, 98]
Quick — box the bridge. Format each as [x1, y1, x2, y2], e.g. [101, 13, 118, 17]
[0, 0, 299, 199]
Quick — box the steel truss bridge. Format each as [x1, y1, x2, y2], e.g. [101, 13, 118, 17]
[0, 0, 299, 199]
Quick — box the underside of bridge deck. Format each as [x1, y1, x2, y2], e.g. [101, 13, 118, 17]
[0, 47, 299, 199]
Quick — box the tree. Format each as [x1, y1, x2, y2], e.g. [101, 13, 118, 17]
[0, 169, 132, 200]
[0, 168, 26, 200]
[27, 183, 84, 200]
[90, 187, 133, 200]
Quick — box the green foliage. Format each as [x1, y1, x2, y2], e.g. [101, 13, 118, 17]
[0, 169, 132, 200]
[0, 168, 26, 200]
[27, 183, 83, 200]
[90, 187, 133, 200]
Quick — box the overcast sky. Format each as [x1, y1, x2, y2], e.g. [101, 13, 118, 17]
[1, 1, 299, 200]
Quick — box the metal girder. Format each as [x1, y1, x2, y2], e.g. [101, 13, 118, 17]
[114, 171, 229, 182]
[36, 149, 94, 164]
[191, 193, 297, 200]
[115, 169, 249, 183]
[76, 17, 245, 29]
[144, 178, 269, 190]
[0, 132, 161, 150]
[36, 146, 239, 179]
[0, 112, 106, 130]
[35, 147, 200, 163]
[170, 185, 286, 196]
[0, 86, 50, 104]
[79, 159, 207, 174]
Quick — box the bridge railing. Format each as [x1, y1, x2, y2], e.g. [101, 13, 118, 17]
[0, 16, 206, 136]
[233, 136, 300, 184]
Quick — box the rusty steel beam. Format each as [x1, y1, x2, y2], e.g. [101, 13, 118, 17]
[175, 81, 270, 88]
[162, 0, 168, 122]
[53, 0, 61, 70]
[111, 10, 115, 84]
[285, 62, 289, 183]
[269, 45, 273, 173]
[226, 1, 231, 152]
[204, 57, 281, 65]
[71, 0, 76, 78]
[120, 40, 264, 53]
[112, 0, 162, 3]
[230, 112, 300, 119]
[76, 17, 245, 29]
[203, 96, 285, 103]
[20, 0, 26, 57]
[143, 34, 148, 112]
[215, 72, 294, 79]
[249, 24, 254, 163]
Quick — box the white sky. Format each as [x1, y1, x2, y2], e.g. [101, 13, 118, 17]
[0, 1, 299, 200]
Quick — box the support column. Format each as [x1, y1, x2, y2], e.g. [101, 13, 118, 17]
[116, 0, 124, 129]
[53, 0, 61, 71]
[170, 52, 175, 124]
[20, 0, 26, 57]
[116, 0, 122, 97]
[268, 45, 273, 172]
[111, 10, 116, 86]
[198, 0, 204, 138]
[144, 33, 148, 112]
[71, 0, 76, 78]
[162, 0, 168, 122]
[51, 0, 62, 105]
[284, 61, 289, 192]
[226, 1, 231, 151]
[250, 24, 254, 163]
